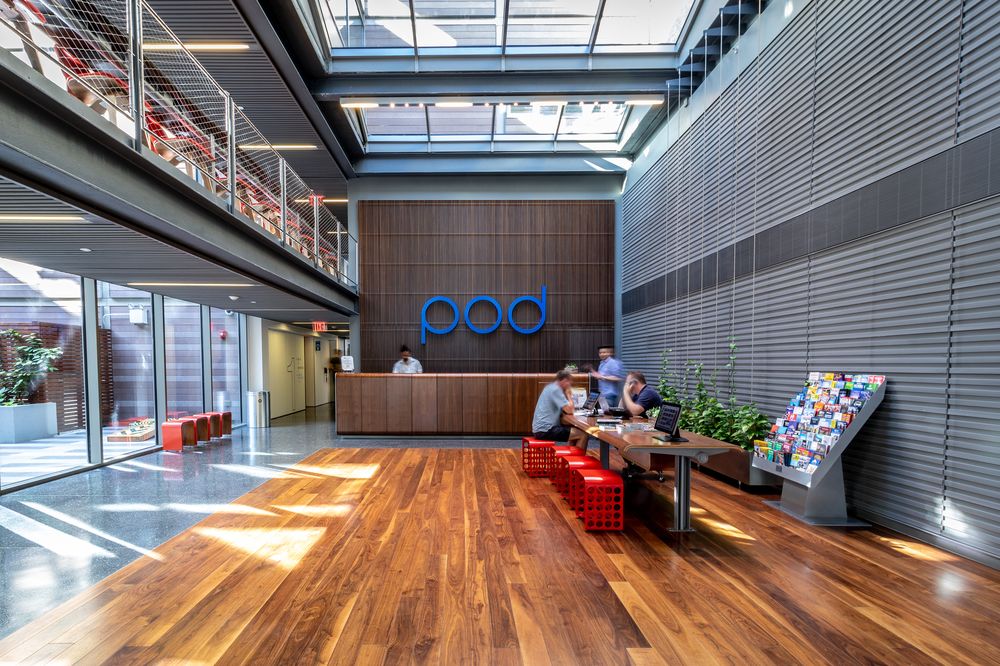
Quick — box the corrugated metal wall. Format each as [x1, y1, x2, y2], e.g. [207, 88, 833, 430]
[620, 0, 1000, 565]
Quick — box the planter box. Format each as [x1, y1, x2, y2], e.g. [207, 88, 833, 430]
[0, 402, 58, 444]
[697, 447, 782, 487]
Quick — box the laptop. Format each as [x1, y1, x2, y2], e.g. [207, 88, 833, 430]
[574, 391, 601, 416]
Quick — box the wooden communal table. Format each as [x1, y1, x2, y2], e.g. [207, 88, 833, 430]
[563, 414, 740, 532]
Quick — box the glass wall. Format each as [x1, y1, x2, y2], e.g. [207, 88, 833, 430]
[210, 308, 242, 424]
[164, 298, 203, 418]
[0, 259, 88, 488]
[98, 283, 157, 460]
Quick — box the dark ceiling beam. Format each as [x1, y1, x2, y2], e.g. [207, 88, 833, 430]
[230, 0, 357, 178]
[312, 71, 674, 101]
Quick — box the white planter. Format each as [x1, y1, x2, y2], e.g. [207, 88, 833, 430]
[0, 403, 58, 444]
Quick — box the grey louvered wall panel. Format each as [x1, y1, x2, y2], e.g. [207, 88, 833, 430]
[812, 216, 952, 529]
[946, 198, 1000, 556]
[752, 2, 816, 234]
[747, 259, 810, 416]
[956, 0, 1000, 141]
[733, 63, 760, 244]
[621, 304, 666, 381]
[811, 0, 963, 206]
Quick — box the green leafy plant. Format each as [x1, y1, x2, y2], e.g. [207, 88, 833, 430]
[653, 337, 770, 451]
[0, 330, 62, 406]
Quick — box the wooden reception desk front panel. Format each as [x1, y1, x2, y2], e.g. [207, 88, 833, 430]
[335, 373, 589, 436]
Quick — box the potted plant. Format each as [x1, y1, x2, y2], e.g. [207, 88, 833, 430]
[655, 339, 780, 488]
[0, 329, 62, 444]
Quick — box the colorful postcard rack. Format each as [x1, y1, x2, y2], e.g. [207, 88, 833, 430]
[754, 372, 886, 475]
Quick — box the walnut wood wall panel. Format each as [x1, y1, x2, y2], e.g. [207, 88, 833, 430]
[359, 200, 615, 373]
[336, 373, 588, 435]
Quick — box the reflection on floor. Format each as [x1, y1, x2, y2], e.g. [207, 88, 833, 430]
[0, 430, 150, 488]
[2, 444, 999, 664]
[0, 405, 513, 639]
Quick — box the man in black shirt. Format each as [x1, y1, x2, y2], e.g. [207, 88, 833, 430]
[622, 371, 662, 418]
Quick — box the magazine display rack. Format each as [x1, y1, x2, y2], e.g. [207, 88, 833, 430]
[752, 373, 886, 526]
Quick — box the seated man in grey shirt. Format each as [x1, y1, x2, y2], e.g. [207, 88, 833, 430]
[531, 369, 576, 442]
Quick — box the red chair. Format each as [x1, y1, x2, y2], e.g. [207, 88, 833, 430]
[553, 455, 602, 499]
[193, 413, 223, 439]
[176, 416, 210, 444]
[577, 469, 625, 531]
[161, 420, 196, 452]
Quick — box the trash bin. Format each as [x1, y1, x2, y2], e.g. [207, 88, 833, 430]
[247, 391, 270, 428]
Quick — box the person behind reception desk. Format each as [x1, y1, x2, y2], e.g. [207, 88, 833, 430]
[590, 345, 624, 407]
[392, 345, 423, 374]
[622, 370, 662, 418]
[531, 369, 576, 442]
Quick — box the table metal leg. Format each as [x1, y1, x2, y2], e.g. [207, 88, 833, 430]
[600, 440, 610, 469]
[670, 456, 694, 532]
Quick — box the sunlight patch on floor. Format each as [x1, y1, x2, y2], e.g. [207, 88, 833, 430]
[163, 503, 276, 516]
[273, 504, 355, 517]
[194, 527, 326, 569]
[269, 463, 380, 479]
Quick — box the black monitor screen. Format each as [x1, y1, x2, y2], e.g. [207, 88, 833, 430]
[583, 391, 600, 410]
[654, 402, 682, 436]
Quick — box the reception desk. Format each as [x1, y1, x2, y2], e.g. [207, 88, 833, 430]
[336, 373, 589, 436]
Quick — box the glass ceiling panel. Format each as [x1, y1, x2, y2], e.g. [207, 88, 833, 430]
[495, 103, 562, 136]
[596, 0, 695, 45]
[326, 0, 694, 50]
[559, 102, 627, 135]
[413, 1, 499, 47]
[427, 105, 494, 135]
[364, 105, 427, 136]
[506, 0, 599, 46]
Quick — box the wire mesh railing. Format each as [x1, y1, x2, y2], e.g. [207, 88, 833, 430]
[0, 0, 357, 291]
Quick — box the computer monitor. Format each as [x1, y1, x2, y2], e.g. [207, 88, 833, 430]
[653, 402, 687, 442]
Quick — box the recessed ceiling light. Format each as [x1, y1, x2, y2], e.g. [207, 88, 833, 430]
[625, 99, 664, 106]
[434, 102, 473, 108]
[238, 144, 318, 151]
[341, 102, 379, 109]
[0, 214, 85, 222]
[143, 42, 250, 52]
[228, 295, 240, 301]
[126, 282, 255, 288]
[531, 101, 568, 106]
[324, 198, 348, 203]
[79, 247, 92, 252]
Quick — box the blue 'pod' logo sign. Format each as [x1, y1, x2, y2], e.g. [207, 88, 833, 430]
[421, 286, 547, 344]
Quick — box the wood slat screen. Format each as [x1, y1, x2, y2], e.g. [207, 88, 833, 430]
[358, 200, 615, 373]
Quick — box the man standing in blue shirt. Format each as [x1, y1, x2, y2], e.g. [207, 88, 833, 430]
[590, 346, 624, 407]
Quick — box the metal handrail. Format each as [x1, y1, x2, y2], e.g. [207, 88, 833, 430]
[0, 0, 357, 290]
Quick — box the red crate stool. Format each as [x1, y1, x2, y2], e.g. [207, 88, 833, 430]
[194, 413, 223, 439]
[578, 469, 625, 531]
[521, 437, 555, 477]
[550, 444, 586, 480]
[553, 455, 602, 499]
[161, 420, 196, 452]
[219, 411, 232, 436]
[177, 416, 210, 444]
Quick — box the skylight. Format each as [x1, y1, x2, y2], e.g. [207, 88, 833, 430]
[321, 0, 696, 52]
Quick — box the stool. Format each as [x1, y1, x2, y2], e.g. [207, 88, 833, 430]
[550, 445, 585, 480]
[521, 437, 555, 477]
[194, 413, 223, 439]
[577, 469, 625, 531]
[161, 420, 196, 452]
[219, 411, 232, 436]
[553, 455, 602, 499]
[176, 416, 210, 444]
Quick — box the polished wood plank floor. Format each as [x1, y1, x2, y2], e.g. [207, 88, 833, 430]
[2, 448, 998, 665]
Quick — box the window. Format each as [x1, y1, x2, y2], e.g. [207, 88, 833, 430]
[164, 297, 203, 418]
[0, 258, 88, 488]
[98, 283, 157, 460]
[210, 308, 242, 424]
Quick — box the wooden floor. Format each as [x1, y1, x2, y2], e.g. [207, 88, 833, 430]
[2, 448, 999, 665]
